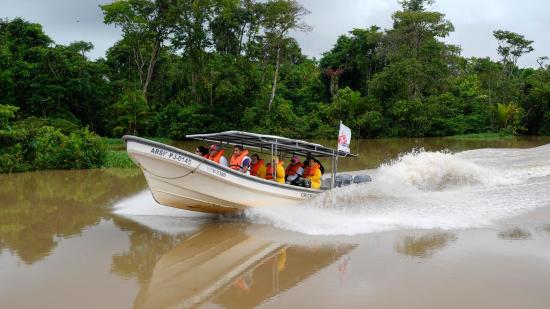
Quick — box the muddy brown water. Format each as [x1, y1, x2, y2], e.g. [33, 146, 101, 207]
[1, 137, 550, 309]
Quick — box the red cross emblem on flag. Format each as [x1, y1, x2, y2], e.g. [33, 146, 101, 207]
[338, 134, 348, 145]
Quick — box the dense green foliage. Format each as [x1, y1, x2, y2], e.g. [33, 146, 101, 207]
[0, 105, 106, 172]
[1, 0, 549, 160]
[104, 150, 136, 169]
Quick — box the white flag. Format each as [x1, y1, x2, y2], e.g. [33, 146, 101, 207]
[337, 122, 351, 154]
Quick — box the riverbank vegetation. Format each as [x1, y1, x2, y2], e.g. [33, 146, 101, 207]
[0, 105, 106, 172]
[1, 0, 549, 172]
[104, 150, 136, 169]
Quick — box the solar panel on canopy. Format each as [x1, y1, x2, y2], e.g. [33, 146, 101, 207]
[186, 131, 356, 157]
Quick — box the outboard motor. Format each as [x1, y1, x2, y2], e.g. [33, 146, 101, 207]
[353, 174, 372, 184]
[327, 174, 373, 188]
[334, 175, 343, 187]
[334, 174, 368, 187]
[340, 174, 353, 186]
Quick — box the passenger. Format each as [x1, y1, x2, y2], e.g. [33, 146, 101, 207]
[312, 157, 326, 175]
[229, 145, 251, 174]
[208, 144, 228, 166]
[298, 156, 322, 189]
[266, 157, 285, 184]
[195, 146, 210, 158]
[285, 155, 304, 185]
[250, 154, 266, 178]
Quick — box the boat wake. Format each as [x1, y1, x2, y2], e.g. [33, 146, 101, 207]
[246, 144, 550, 235]
[113, 190, 212, 235]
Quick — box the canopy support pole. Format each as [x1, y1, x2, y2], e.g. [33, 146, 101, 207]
[331, 150, 339, 207]
[274, 140, 278, 181]
[330, 150, 336, 189]
[334, 152, 339, 183]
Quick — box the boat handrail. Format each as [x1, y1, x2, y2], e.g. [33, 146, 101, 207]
[186, 131, 357, 158]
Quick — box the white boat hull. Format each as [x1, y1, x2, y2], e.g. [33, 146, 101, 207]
[124, 136, 323, 213]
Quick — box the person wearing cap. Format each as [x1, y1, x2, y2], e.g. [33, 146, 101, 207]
[285, 155, 304, 185]
[208, 144, 228, 166]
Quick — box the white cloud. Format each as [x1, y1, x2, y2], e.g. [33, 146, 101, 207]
[293, 0, 549, 67]
[1, 0, 120, 59]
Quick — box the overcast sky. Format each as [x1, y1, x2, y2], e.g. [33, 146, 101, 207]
[2, 0, 549, 67]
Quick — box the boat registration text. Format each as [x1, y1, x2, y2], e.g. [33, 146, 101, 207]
[150, 147, 192, 166]
[205, 166, 227, 178]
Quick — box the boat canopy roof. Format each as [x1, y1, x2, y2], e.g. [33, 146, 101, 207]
[186, 131, 355, 158]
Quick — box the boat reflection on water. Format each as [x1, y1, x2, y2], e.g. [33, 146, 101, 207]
[394, 232, 458, 258]
[134, 225, 353, 309]
[497, 227, 533, 240]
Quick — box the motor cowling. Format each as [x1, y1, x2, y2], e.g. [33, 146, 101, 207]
[334, 174, 371, 187]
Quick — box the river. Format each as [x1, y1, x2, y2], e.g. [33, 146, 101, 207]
[1, 137, 550, 308]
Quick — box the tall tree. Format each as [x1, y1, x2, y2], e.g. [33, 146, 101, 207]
[262, 0, 311, 110]
[371, 0, 455, 100]
[391, 0, 453, 59]
[101, 0, 178, 99]
[398, 0, 434, 12]
[0, 18, 52, 109]
[171, 0, 216, 103]
[536, 56, 548, 69]
[492, 30, 534, 105]
[493, 30, 534, 76]
[0, 18, 111, 130]
[320, 27, 384, 97]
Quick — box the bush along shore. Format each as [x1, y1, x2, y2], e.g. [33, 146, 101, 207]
[0, 105, 137, 172]
[1, 0, 549, 173]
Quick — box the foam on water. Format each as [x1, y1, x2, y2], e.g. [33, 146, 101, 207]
[114, 190, 211, 218]
[246, 144, 550, 235]
[113, 190, 212, 234]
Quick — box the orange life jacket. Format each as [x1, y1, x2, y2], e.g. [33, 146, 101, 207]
[229, 149, 249, 171]
[209, 149, 225, 163]
[250, 159, 265, 176]
[303, 162, 320, 177]
[285, 162, 303, 176]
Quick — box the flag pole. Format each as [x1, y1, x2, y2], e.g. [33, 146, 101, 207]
[331, 121, 343, 206]
[331, 149, 335, 189]
[337, 121, 341, 171]
[333, 121, 342, 187]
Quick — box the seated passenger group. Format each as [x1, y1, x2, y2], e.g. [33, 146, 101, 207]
[197, 144, 323, 189]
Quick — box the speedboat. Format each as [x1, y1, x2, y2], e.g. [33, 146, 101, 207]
[123, 131, 357, 214]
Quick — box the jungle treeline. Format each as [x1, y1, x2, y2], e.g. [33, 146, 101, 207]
[1, 0, 550, 143]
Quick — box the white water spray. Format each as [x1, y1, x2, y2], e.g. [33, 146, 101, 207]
[113, 190, 212, 234]
[246, 144, 550, 235]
